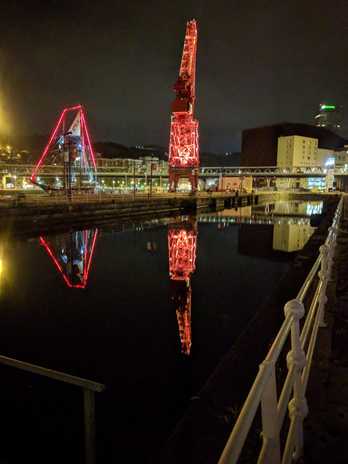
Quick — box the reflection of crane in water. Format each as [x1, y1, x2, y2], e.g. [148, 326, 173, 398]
[168, 217, 197, 355]
[39, 229, 98, 288]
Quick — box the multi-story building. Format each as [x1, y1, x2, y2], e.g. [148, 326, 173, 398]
[334, 146, 348, 168]
[242, 122, 348, 191]
[241, 123, 346, 167]
[96, 155, 168, 174]
[314, 103, 343, 130]
[141, 156, 168, 175]
[317, 148, 334, 167]
[277, 138, 346, 170]
[277, 135, 318, 167]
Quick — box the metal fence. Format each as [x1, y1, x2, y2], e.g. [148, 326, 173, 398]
[0, 353, 105, 464]
[1, 190, 251, 208]
[18, 191, 195, 205]
[218, 195, 343, 464]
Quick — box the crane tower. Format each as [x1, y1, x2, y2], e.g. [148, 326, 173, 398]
[168, 20, 199, 192]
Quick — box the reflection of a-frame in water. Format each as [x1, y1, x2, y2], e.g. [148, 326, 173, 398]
[39, 229, 98, 288]
[168, 217, 197, 355]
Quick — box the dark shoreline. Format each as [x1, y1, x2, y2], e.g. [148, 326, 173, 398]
[0, 192, 339, 239]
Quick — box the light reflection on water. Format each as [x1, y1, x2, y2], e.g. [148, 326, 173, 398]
[39, 229, 98, 288]
[0, 199, 326, 461]
[168, 218, 197, 356]
[262, 200, 323, 216]
[32, 200, 322, 357]
[0, 200, 322, 360]
[200, 201, 322, 253]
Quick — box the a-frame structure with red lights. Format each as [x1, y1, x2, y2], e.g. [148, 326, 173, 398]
[31, 105, 97, 193]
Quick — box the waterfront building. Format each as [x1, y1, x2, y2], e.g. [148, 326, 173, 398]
[334, 145, 348, 168]
[314, 103, 343, 130]
[96, 155, 168, 174]
[277, 135, 318, 167]
[241, 123, 346, 167]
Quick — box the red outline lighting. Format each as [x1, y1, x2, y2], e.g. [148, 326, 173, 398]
[30, 104, 97, 184]
[31, 108, 67, 181]
[39, 229, 98, 289]
[39, 236, 73, 288]
[83, 229, 98, 283]
[168, 20, 199, 192]
[66, 104, 82, 112]
[80, 108, 97, 170]
[168, 228, 197, 281]
[168, 222, 196, 356]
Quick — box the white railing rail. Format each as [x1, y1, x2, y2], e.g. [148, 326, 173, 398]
[218, 195, 343, 464]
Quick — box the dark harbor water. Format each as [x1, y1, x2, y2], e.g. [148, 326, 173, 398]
[0, 200, 324, 463]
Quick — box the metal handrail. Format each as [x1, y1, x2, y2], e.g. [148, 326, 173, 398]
[0, 353, 104, 391]
[218, 195, 343, 464]
[7, 190, 253, 207]
[0, 352, 105, 464]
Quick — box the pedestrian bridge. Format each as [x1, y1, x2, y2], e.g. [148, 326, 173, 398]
[1, 163, 348, 179]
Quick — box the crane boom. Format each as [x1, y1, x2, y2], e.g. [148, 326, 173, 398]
[169, 19, 199, 192]
[172, 20, 197, 115]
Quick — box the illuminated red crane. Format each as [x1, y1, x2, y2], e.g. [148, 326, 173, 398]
[39, 229, 98, 289]
[30, 105, 97, 193]
[169, 19, 199, 192]
[168, 219, 197, 355]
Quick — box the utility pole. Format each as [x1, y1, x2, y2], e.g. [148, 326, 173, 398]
[150, 160, 153, 197]
[63, 133, 73, 200]
[63, 138, 69, 199]
[79, 146, 82, 193]
[68, 138, 73, 200]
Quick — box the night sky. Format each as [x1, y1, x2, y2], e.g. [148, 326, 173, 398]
[1, 0, 348, 152]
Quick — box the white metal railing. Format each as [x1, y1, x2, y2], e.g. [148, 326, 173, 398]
[218, 195, 343, 464]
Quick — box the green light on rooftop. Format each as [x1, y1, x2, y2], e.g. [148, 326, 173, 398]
[320, 104, 336, 111]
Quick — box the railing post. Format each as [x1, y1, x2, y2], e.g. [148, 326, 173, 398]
[84, 389, 96, 464]
[259, 361, 281, 463]
[317, 198, 341, 328]
[318, 244, 330, 327]
[284, 299, 308, 461]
